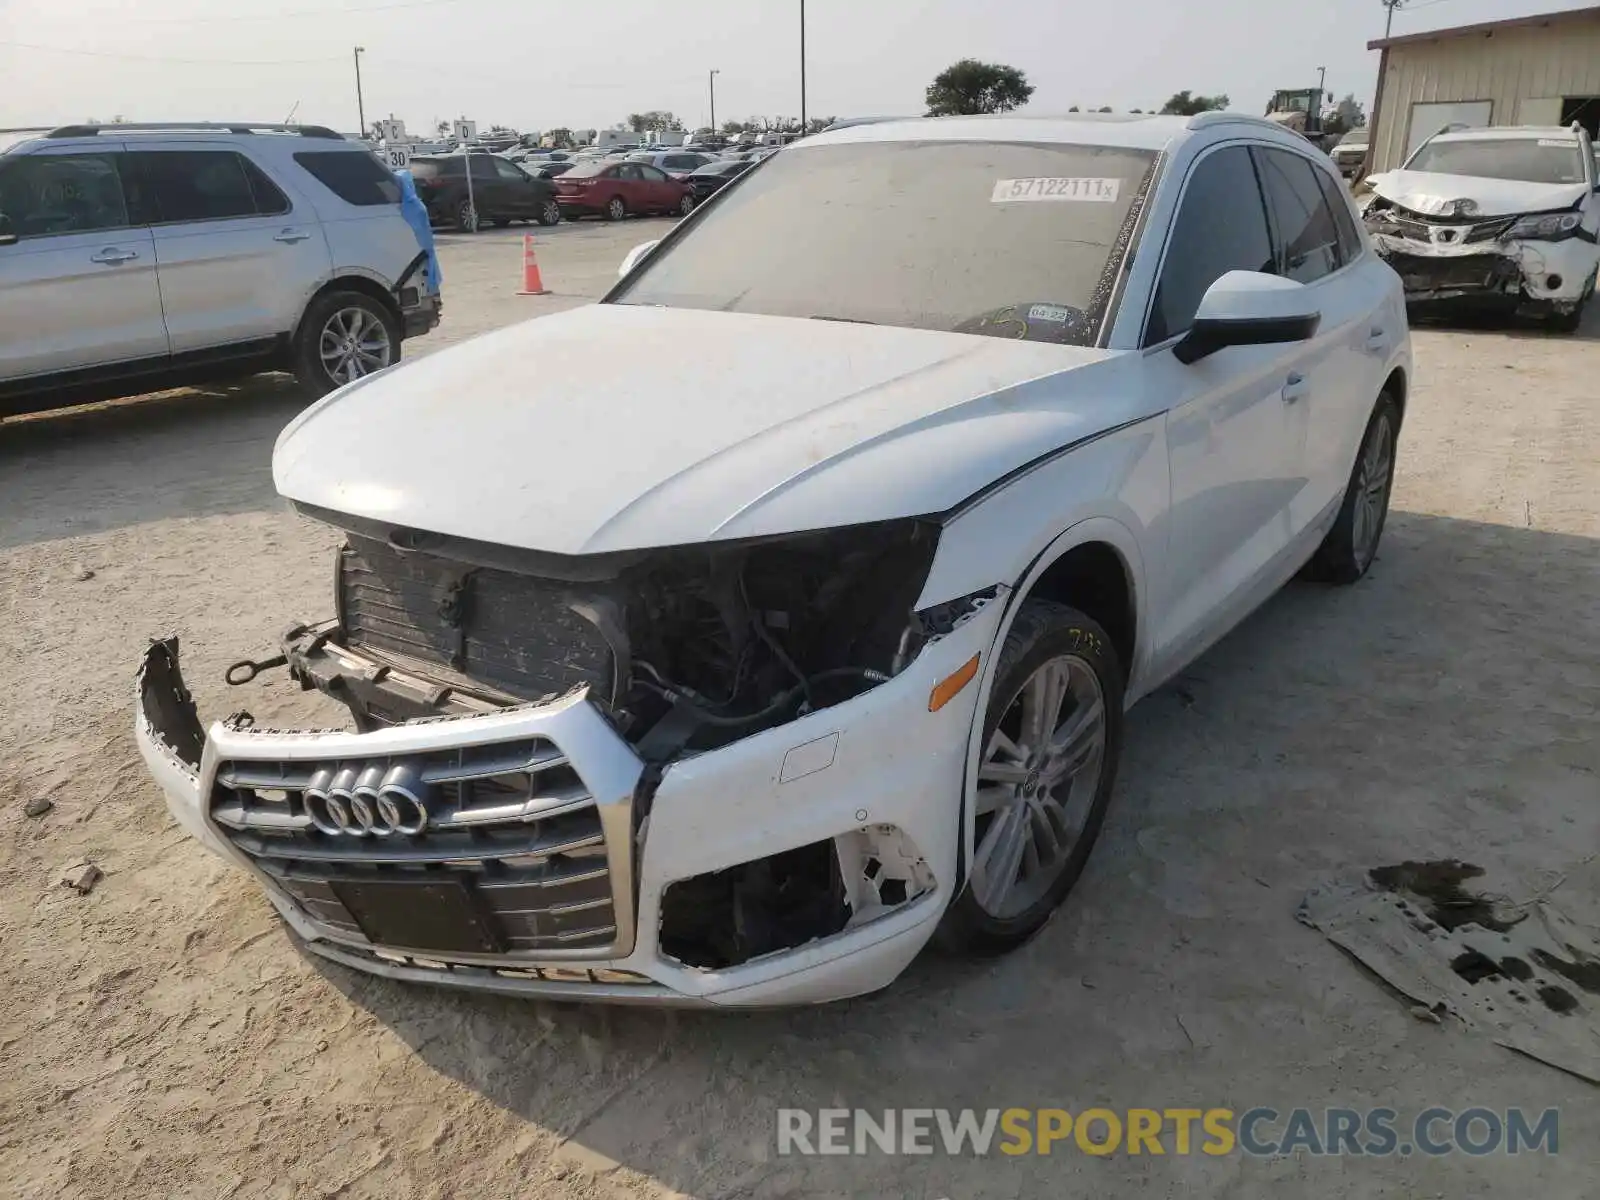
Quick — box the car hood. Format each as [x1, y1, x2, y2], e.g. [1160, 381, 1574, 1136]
[1368, 169, 1588, 217]
[273, 304, 1138, 555]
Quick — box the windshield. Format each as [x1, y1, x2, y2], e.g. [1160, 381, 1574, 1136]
[611, 140, 1157, 346]
[1406, 137, 1587, 185]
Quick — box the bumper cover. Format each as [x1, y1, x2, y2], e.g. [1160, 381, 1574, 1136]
[1372, 231, 1599, 307]
[134, 604, 999, 1006]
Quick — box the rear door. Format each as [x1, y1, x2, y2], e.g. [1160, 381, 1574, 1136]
[467, 154, 504, 220]
[291, 148, 421, 294]
[129, 144, 332, 353]
[0, 144, 168, 380]
[1253, 145, 1386, 532]
[614, 162, 647, 210]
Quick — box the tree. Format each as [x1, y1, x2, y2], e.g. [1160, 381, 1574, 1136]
[435, 119, 451, 137]
[1324, 93, 1367, 137]
[1097, 106, 1114, 113]
[1068, 105, 1080, 112]
[925, 59, 1034, 116]
[1159, 90, 1229, 116]
[626, 110, 684, 133]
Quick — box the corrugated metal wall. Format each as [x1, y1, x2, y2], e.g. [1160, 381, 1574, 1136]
[1372, 19, 1600, 170]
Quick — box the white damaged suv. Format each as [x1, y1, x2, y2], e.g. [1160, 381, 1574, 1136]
[137, 112, 1411, 1007]
[1363, 123, 1599, 330]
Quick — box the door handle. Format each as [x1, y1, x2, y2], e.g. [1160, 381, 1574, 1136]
[273, 229, 313, 244]
[89, 247, 138, 264]
[1365, 326, 1389, 352]
[1281, 371, 1310, 404]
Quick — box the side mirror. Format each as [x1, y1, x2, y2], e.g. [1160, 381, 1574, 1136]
[618, 239, 660, 279]
[1175, 270, 1321, 365]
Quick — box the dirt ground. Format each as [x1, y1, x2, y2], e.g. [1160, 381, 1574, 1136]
[2, 220, 1597, 1199]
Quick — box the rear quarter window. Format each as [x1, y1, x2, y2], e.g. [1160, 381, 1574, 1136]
[294, 151, 401, 205]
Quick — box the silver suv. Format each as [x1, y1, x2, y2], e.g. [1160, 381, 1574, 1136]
[0, 122, 442, 417]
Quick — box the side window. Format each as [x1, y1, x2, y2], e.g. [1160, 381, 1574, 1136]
[240, 157, 291, 215]
[639, 165, 668, 182]
[293, 150, 399, 206]
[1314, 166, 1364, 263]
[468, 155, 496, 180]
[492, 158, 526, 182]
[0, 153, 131, 238]
[135, 151, 266, 223]
[617, 164, 642, 181]
[1254, 147, 1342, 283]
[1145, 145, 1273, 346]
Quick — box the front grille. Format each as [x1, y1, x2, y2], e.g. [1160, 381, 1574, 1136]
[339, 536, 615, 703]
[210, 737, 619, 953]
[1383, 211, 1516, 245]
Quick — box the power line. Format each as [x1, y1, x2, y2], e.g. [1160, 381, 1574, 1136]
[0, 39, 343, 65]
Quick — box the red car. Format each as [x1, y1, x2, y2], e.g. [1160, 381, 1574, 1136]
[554, 161, 696, 221]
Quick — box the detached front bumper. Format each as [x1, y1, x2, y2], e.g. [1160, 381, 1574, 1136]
[135, 606, 999, 1007]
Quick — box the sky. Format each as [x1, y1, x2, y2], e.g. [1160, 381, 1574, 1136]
[1, 0, 1594, 137]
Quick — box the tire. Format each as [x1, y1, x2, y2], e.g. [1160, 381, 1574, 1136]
[677, 193, 696, 217]
[936, 599, 1125, 957]
[455, 199, 478, 232]
[1304, 392, 1400, 584]
[537, 199, 562, 226]
[291, 290, 401, 399]
[605, 195, 627, 221]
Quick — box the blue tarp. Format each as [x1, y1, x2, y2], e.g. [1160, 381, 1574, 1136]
[393, 169, 441, 291]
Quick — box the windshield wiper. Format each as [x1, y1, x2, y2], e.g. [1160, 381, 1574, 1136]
[808, 314, 879, 325]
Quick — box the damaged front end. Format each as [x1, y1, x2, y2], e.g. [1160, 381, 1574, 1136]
[1364, 194, 1598, 316]
[136, 515, 1003, 1006]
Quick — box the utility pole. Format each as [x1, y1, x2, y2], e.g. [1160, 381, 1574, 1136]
[799, 0, 807, 133]
[709, 68, 720, 136]
[353, 46, 367, 137]
[1382, 0, 1405, 39]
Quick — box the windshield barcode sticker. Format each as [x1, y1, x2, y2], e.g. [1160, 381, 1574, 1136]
[991, 177, 1121, 203]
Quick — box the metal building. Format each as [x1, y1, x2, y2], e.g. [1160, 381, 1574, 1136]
[1367, 5, 1600, 173]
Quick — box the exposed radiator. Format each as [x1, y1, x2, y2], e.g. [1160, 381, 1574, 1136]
[338, 536, 615, 703]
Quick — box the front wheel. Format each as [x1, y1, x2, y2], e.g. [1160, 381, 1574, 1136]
[537, 199, 562, 226]
[677, 193, 696, 217]
[936, 599, 1124, 957]
[291, 291, 401, 399]
[1304, 392, 1399, 583]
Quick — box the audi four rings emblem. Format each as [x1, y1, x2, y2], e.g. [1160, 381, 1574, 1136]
[305, 761, 431, 836]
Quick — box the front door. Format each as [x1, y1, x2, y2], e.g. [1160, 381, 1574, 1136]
[0, 146, 169, 381]
[1141, 143, 1307, 676]
[129, 144, 331, 353]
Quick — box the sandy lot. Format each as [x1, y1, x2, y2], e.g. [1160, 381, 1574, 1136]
[2, 220, 1597, 1199]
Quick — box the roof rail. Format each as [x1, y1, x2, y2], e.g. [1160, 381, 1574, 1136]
[44, 122, 343, 140]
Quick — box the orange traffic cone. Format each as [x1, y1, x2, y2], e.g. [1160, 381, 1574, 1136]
[517, 234, 549, 295]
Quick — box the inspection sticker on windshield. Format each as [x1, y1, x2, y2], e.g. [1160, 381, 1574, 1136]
[991, 177, 1121, 203]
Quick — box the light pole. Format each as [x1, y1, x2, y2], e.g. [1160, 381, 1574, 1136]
[709, 68, 720, 137]
[353, 46, 367, 137]
[799, 0, 807, 133]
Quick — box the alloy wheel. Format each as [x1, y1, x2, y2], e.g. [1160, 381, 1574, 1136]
[971, 655, 1107, 920]
[457, 201, 478, 232]
[607, 197, 626, 221]
[318, 307, 392, 386]
[1351, 412, 1393, 570]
